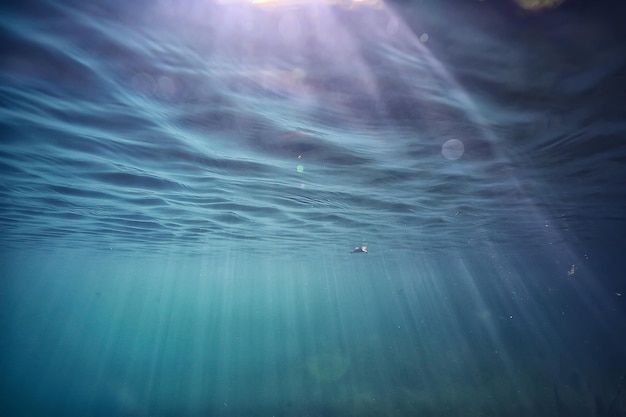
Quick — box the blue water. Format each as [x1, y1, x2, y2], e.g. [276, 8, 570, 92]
[1, 0, 626, 416]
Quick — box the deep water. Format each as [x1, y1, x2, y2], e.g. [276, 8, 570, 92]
[1, 0, 626, 416]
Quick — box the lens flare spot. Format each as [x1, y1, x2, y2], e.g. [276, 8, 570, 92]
[514, 0, 566, 10]
[442, 139, 464, 160]
[297, 165, 304, 173]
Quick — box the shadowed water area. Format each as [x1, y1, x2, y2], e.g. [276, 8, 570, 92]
[1, 0, 625, 416]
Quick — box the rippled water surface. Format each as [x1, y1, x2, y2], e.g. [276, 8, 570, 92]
[2, 0, 623, 255]
[1, 0, 625, 416]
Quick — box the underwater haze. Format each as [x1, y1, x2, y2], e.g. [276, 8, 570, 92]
[1, 0, 626, 416]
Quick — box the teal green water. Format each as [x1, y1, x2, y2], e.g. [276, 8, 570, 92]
[2, 247, 624, 416]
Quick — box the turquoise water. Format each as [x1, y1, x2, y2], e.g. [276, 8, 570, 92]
[1, 0, 626, 416]
[5, 250, 624, 416]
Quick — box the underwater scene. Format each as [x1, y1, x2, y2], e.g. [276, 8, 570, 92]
[1, 0, 625, 416]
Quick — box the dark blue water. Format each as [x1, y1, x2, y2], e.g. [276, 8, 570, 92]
[1, 0, 625, 416]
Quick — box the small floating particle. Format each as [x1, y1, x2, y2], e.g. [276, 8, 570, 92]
[351, 245, 368, 253]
